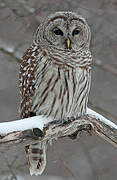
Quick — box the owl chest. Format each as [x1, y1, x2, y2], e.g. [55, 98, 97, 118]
[31, 63, 90, 120]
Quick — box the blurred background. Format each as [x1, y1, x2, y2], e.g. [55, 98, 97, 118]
[0, 0, 117, 179]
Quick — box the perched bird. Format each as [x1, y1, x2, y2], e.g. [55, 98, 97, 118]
[19, 11, 92, 175]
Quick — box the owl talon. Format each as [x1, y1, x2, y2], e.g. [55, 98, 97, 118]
[61, 116, 76, 125]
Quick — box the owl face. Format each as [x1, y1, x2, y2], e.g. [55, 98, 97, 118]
[35, 12, 91, 52]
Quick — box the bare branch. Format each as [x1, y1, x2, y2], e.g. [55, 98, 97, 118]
[0, 108, 117, 148]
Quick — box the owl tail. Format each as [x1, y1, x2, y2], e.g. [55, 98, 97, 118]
[25, 142, 47, 176]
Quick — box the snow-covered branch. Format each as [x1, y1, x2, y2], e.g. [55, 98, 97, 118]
[0, 108, 117, 148]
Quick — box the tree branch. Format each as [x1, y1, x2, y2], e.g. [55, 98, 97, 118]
[0, 108, 117, 148]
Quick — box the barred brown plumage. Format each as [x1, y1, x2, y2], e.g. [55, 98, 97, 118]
[19, 11, 92, 175]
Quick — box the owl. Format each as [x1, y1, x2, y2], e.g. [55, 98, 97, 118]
[19, 11, 92, 175]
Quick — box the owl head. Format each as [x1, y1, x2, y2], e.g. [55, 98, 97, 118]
[34, 12, 91, 52]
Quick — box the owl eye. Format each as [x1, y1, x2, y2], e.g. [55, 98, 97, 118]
[53, 28, 63, 36]
[72, 29, 80, 36]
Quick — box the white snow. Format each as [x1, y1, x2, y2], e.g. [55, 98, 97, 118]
[87, 108, 117, 129]
[0, 115, 52, 135]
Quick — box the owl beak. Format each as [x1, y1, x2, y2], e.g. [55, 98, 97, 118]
[65, 38, 71, 49]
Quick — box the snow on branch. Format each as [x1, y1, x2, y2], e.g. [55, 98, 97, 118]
[0, 108, 117, 148]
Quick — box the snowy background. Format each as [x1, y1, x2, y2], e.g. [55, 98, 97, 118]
[0, 0, 117, 179]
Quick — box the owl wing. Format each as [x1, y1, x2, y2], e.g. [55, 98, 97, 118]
[19, 44, 38, 118]
[19, 44, 47, 175]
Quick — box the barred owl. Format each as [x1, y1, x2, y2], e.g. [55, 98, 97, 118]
[19, 11, 92, 175]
